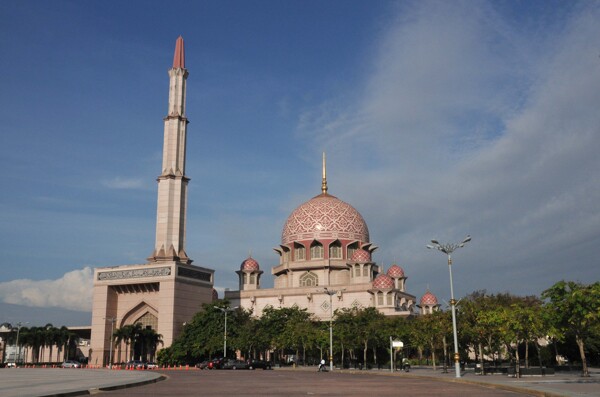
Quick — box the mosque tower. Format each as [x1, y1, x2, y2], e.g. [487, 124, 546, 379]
[148, 36, 191, 264]
[90, 37, 214, 367]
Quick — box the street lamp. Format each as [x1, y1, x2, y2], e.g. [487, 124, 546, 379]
[104, 317, 117, 368]
[216, 307, 238, 358]
[427, 235, 471, 378]
[323, 287, 344, 371]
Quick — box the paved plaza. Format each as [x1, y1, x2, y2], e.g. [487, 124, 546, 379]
[0, 368, 163, 397]
[1, 366, 599, 397]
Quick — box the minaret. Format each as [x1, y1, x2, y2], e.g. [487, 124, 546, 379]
[148, 36, 191, 264]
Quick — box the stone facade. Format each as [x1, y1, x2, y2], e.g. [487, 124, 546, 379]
[90, 262, 213, 366]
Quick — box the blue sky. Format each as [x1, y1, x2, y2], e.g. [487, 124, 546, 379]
[1, 0, 599, 323]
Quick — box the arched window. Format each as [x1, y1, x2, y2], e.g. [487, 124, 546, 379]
[377, 292, 384, 306]
[347, 242, 359, 260]
[386, 293, 393, 305]
[283, 249, 290, 263]
[135, 312, 158, 330]
[329, 241, 342, 259]
[299, 271, 319, 287]
[243, 273, 248, 284]
[249, 273, 255, 284]
[310, 241, 324, 259]
[294, 243, 305, 261]
[362, 265, 369, 276]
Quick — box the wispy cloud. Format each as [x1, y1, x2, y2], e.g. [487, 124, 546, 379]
[102, 177, 146, 189]
[0, 268, 93, 312]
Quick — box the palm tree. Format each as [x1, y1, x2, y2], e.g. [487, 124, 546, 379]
[66, 331, 80, 361]
[56, 326, 70, 362]
[139, 328, 163, 362]
[113, 326, 133, 363]
[129, 323, 144, 360]
[44, 324, 58, 363]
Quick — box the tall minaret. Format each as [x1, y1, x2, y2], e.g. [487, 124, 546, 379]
[148, 36, 191, 264]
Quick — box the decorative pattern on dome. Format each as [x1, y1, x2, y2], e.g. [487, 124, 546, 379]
[212, 288, 219, 302]
[282, 194, 369, 245]
[420, 291, 439, 306]
[372, 274, 394, 289]
[350, 248, 371, 263]
[240, 257, 260, 271]
[387, 264, 405, 278]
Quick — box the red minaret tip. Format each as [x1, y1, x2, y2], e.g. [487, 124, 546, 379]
[173, 36, 185, 69]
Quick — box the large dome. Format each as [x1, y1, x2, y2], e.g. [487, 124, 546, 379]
[282, 193, 369, 245]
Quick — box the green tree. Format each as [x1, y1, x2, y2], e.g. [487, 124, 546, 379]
[355, 307, 386, 366]
[542, 281, 600, 377]
[113, 325, 133, 363]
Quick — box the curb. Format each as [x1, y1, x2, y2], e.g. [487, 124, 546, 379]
[39, 374, 167, 397]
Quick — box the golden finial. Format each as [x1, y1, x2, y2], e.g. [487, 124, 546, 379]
[321, 152, 328, 194]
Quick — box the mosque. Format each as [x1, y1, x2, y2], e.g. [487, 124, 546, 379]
[89, 37, 439, 366]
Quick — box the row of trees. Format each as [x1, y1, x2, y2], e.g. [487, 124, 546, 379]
[158, 280, 600, 376]
[112, 323, 163, 363]
[2, 323, 80, 363]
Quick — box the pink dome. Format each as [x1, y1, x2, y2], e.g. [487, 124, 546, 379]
[372, 274, 394, 289]
[387, 264, 405, 278]
[240, 257, 260, 271]
[420, 291, 438, 306]
[212, 288, 219, 301]
[350, 248, 371, 263]
[282, 193, 369, 245]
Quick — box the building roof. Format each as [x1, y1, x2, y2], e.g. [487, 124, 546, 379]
[372, 274, 394, 289]
[281, 193, 369, 245]
[240, 256, 260, 271]
[420, 290, 439, 306]
[387, 264, 405, 278]
[173, 36, 185, 69]
[350, 248, 371, 263]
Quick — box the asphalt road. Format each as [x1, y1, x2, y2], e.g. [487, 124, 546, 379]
[99, 369, 523, 397]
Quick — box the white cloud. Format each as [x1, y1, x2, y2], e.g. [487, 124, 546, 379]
[296, 1, 600, 297]
[0, 268, 93, 312]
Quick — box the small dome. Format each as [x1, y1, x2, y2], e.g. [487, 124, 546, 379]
[420, 291, 438, 306]
[372, 274, 394, 289]
[212, 288, 219, 301]
[387, 264, 405, 278]
[240, 257, 260, 271]
[350, 248, 371, 263]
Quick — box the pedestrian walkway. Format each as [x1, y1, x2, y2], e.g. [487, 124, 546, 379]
[0, 367, 164, 397]
[340, 366, 600, 397]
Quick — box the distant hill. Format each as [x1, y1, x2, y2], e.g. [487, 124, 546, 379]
[0, 302, 90, 327]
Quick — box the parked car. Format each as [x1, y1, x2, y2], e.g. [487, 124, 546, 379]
[196, 360, 210, 370]
[146, 362, 158, 369]
[126, 360, 147, 369]
[247, 359, 272, 370]
[6, 362, 17, 368]
[61, 360, 82, 368]
[221, 359, 249, 370]
[207, 357, 225, 369]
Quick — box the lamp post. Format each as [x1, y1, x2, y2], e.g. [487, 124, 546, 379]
[216, 307, 238, 358]
[324, 287, 343, 371]
[427, 235, 471, 378]
[104, 317, 117, 368]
